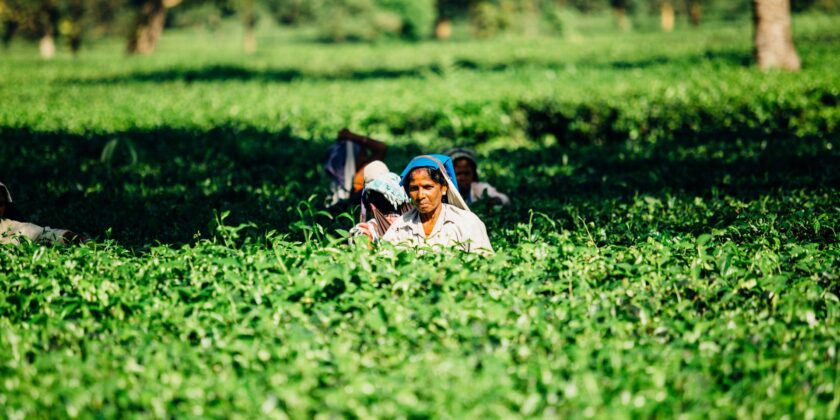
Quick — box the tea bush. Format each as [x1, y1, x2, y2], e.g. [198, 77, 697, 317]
[1, 14, 838, 418]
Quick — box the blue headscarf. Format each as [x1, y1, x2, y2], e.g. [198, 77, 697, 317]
[399, 154, 459, 190]
[399, 154, 469, 211]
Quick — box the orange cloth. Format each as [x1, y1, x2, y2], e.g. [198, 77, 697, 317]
[353, 167, 366, 192]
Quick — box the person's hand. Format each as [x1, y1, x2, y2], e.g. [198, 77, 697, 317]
[354, 223, 375, 242]
[337, 128, 355, 141]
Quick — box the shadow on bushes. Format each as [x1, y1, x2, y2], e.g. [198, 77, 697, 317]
[1, 126, 329, 247]
[1, 121, 836, 248]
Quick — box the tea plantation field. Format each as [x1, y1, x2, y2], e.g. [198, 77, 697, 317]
[1, 15, 839, 418]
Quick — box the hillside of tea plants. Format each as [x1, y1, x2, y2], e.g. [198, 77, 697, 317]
[1, 14, 839, 418]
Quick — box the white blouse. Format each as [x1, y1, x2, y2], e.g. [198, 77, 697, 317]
[469, 182, 510, 205]
[381, 204, 493, 254]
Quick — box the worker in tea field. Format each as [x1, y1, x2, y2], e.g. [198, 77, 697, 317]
[324, 128, 388, 207]
[0, 182, 86, 245]
[349, 161, 413, 243]
[445, 148, 509, 206]
[381, 155, 493, 254]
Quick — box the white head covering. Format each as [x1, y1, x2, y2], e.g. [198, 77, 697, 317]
[0, 182, 12, 203]
[363, 160, 390, 185]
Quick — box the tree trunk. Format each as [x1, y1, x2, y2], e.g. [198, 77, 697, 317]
[753, 0, 800, 71]
[434, 19, 452, 40]
[522, 0, 540, 36]
[614, 7, 630, 31]
[69, 34, 83, 56]
[688, 1, 702, 26]
[66, 0, 85, 56]
[36, 2, 59, 59]
[242, 1, 256, 53]
[39, 33, 56, 59]
[660, 1, 675, 32]
[244, 25, 256, 53]
[127, 0, 168, 55]
[3, 21, 18, 48]
[611, 1, 631, 32]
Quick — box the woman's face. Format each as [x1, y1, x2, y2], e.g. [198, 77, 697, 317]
[453, 158, 476, 191]
[407, 168, 447, 215]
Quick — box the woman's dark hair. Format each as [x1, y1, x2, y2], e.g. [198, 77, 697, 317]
[0, 185, 25, 221]
[453, 157, 479, 182]
[403, 167, 449, 203]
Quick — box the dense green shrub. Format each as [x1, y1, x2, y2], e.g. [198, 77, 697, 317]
[1, 14, 838, 418]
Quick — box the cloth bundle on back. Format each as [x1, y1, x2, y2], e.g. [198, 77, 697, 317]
[349, 161, 412, 242]
[324, 140, 361, 206]
[324, 129, 389, 207]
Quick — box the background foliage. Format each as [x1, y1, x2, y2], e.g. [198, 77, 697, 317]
[4, 0, 840, 49]
[0, 10, 839, 419]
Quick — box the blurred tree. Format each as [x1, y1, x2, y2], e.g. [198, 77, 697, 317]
[315, 0, 378, 42]
[194, 0, 257, 52]
[0, 0, 60, 58]
[380, 0, 435, 40]
[2, 0, 135, 54]
[59, 0, 85, 54]
[469, 1, 509, 38]
[265, 0, 319, 25]
[659, 0, 674, 31]
[434, 0, 456, 39]
[433, 0, 474, 40]
[237, 0, 256, 52]
[126, 0, 182, 54]
[753, 0, 800, 71]
[610, 0, 631, 31]
[792, 0, 840, 12]
[85, 0, 128, 37]
[0, 0, 19, 48]
[311, 0, 436, 42]
[520, 0, 540, 36]
[462, 0, 568, 39]
[558, 0, 609, 12]
[36, 1, 58, 58]
[685, 0, 702, 25]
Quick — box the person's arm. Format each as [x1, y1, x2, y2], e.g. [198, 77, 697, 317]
[26, 225, 86, 245]
[337, 128, 387, 162]
[1, 219, 37, 244]
[38, 227, 77, 245]
[61, 230, 88, 245]
[0, 220, 63, 245]
[476, 182, 510, 206]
